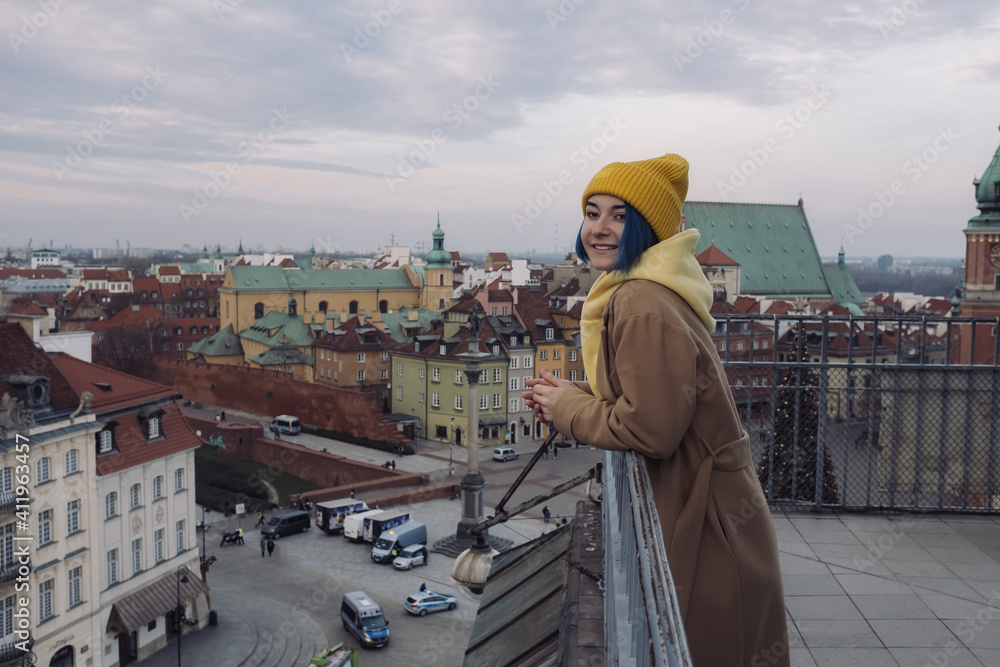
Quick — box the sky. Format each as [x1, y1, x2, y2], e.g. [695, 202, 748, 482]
[2, 0, 999, 260]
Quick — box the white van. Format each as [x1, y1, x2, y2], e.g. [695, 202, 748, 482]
[343, 509, 384, 542]
[492, 446, 518, 462]
[269, 415, 301, 435]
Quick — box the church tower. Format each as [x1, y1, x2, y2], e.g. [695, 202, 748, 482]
[960, 126, 1000, 316]
[422, 215, 454, 312]
[957, 126, 1000, 362]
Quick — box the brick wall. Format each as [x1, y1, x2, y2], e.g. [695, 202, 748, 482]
[152, 356, 409, 447]
[189, 416, 419, 490]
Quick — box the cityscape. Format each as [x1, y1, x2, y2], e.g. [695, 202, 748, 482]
[5, 1, 1000, 665]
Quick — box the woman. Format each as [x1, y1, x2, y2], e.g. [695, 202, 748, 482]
[524, 153, 788, 666]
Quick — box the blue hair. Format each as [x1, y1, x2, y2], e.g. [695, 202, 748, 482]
[575, 201, 658, 275]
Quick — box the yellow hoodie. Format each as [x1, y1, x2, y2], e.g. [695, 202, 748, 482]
[580, 228, 715, 398]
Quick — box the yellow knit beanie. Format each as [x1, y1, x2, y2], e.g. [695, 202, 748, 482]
[581, 153, 689, 241]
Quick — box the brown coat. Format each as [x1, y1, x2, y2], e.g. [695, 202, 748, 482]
[553, 280, 788, 667]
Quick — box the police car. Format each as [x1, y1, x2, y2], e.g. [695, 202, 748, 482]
[403, 590, 457, 616]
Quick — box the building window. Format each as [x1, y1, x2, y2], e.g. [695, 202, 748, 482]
[509, 357, 518, 369]
[523, 355, 532, 368]
[540, 350, 547, 361]
[552, 369, 561, 378]
[491, 307, 497, 316]
[455, 369, 463, 384]
[570, 349, 578, 362]
[67, 500, 80, 535]
[132, 538, 143, 574]
[719, 342, 727, 352]
[65, 449, 78, 474]
[479, 369, 488, 384]
[432, 392, 440, 407]
[39, 510, 52, 546]
[419, 368, 425, 379]
[494, 345, 501, 356]
[98, 429, 114, 454]
[176, 520, 185, 552]
[380, 352, 389, 362]
[357, 353, 365, 363]
[37, 457, 50, 483]
[493, 393, 501, 408]
[480, 394, 488, 410]
[357, 370, 366, 382]
[397, 386, 403, 401]
[553, 349, 560, 360]
[569, 370, 578, 381]
[154, 529, 165, 563]
[0, 524, 11, 572]
[432, 367, 440, 382]
[419, 392, 425, 404]
[39, 579, 53, 621]
[380, 369, 388, 380]
[107, 548, 119, 585]
[455, 395, 463, 410]
[546, 328, 554, 340]
[510, 398, 520, 412]
[68, 567, 82, 607]
[147, 416, 160, 439]
[105, 492, 118, 518]
[0, 596, 12, 641]
[130, 483, 141, 509]
[509, 377, 519, 391]
[153, 475, 163, 500]
[493, 368, 502, 382]
[175, 468, 185, 492]
[439, 344, 447, 355]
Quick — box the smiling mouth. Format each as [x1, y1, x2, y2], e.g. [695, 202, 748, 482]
[591, 245, 618, 251]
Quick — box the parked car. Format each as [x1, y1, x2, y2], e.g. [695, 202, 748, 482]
[260, 510, 310, 539]
[392, 543, 428, 570]
[492, 446, 518, 462]
[404, 590, 457, 616]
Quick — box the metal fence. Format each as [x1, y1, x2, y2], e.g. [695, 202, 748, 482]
[717, 314, 1000, 513]
[603, 449, 691, 667]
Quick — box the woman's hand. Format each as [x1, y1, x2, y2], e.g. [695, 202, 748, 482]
[522, 369, 573, 423]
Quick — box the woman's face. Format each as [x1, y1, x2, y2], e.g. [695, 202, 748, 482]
[582, 194, 626, 272]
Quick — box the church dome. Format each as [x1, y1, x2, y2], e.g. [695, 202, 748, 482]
[425, 218, 451, 266]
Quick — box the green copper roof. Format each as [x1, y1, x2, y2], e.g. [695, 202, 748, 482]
[227, 266, 418, 292]
[250, 348, 314, 366]
[425, 218, 450, 266]
[822, 249, 865, 311]
[239, 311, 314, 347]
[970, 125, 1000, 228]
[187, 324, 243, 357]
[380, 307, 438, 342]
[683, 201, 831, 297]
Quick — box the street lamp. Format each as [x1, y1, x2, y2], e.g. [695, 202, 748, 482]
[200, 506, 209, 562]
[176, 567, 189, 666]
[449, 417, 455, 475]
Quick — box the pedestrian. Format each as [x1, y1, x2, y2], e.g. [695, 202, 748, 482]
[542, 506, 550, 523]
[553, 444, 558, 459]
[390, 460, 396, 470]
[419, 582, 427, 592]
[260, 536, 266, 558]
[267, 538, 275, 557]
[255, 510, 264, 528]
[350, 485, 356, 499]
[220, 410, 226, 422]
[523, 153, 788, 667]
[236, 527, 244, 545]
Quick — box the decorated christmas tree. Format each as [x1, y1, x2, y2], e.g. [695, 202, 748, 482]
[758, 334, 840, 504]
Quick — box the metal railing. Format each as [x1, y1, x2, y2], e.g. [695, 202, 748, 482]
[603, 449, 691, 666]
[717, 314, 1000, 513]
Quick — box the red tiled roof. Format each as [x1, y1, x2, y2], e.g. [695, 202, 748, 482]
[0, 267, 67, 280]
[107, 269, 131, 282]
[159, 266, 181, 275]
[697, 245, 740, 266]
[133, 277, 160, 292]
[0, 322, 79, 412]
[50, 353, 175, 412]
[90, 305, 166, 331]
[10, 299, 47, 316]
[82, 268, 107, 280]
[733, 296, 761, 314]
[95, 402, 201, 475]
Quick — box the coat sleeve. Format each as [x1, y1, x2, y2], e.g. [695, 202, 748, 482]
[552, 310, 699, 459]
